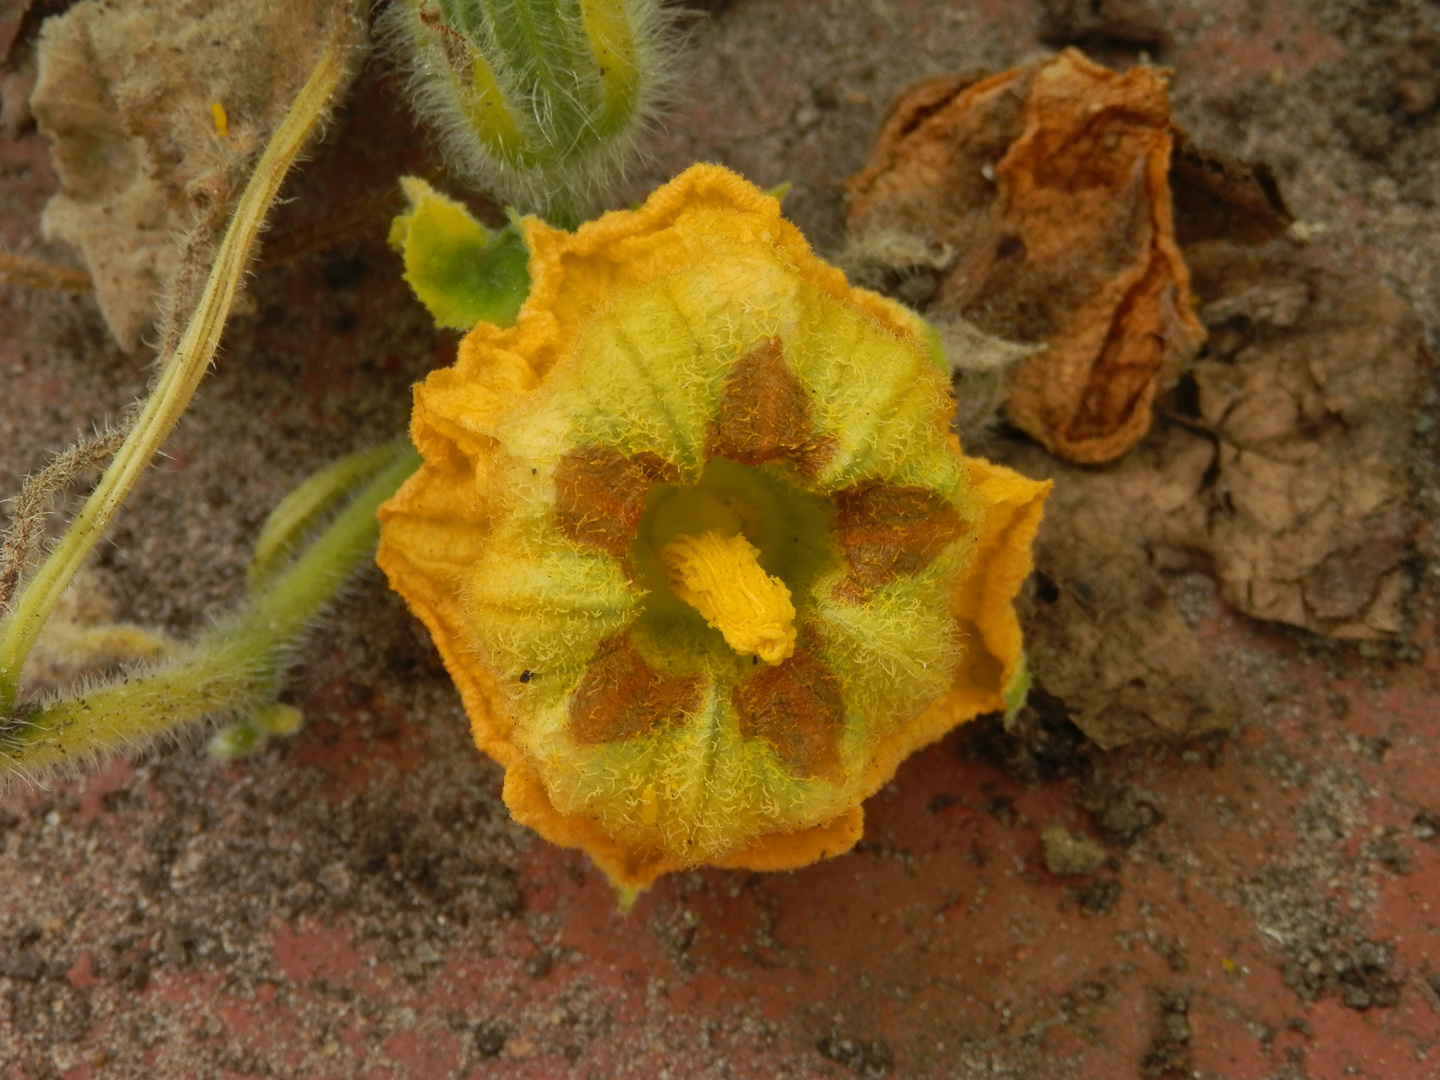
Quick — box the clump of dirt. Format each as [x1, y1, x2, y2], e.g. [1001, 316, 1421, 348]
[1284, 935, 1403, 1010]
[1413, 809, 1440, 841]
[1037, 0, 1167, 53]
[816, 1029, 894, 1079]
[957, 692, 1094, 784]
[1071, 877, 1122, 914]
[1039, 825, 1106, 876]
[1138, 989, 1192, 1078]
[1084, 783, 1163, 846]
[1363, 826, 1413, 874]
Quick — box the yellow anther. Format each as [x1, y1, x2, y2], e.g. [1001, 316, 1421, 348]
[660, 530, 796, 666]
[210, 102, 229, 139]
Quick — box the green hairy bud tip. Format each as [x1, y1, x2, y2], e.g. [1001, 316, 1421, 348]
[385, 0, 675, 225]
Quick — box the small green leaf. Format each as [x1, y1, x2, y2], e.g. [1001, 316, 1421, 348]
[390, 176, 530, 330]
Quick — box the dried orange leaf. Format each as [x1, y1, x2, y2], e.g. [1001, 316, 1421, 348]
[848, 49, 1205, 464]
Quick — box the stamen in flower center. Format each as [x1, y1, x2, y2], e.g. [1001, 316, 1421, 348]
[660, 530, 797, 666]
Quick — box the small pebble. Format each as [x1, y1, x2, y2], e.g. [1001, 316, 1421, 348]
[1040, 826, 1106, 876]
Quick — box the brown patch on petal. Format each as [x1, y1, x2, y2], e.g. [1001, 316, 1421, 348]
[568, 635, 704, 744]
[710, 338, 835, 475]
[833, 482, 967, 591]
[733, 645, 845, 780]
[555, 446, 679, 557]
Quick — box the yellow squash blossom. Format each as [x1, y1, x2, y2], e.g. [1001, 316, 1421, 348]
[377, 164, 1048, 901]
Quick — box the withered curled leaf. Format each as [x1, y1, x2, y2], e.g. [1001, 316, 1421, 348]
[848, 48, 1205, 464]
[1009, 237, 1429, 664]
[30, 0, 364, 351]
[993, 144, 1428, 749]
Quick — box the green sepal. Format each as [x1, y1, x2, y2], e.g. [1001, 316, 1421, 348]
[1001, 655, 1033, 730]
[764, 180, 793, 203]
[390, 176, 530, 330]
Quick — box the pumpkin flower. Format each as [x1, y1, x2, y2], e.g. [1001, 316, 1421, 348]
[377, 164, 1048, 901]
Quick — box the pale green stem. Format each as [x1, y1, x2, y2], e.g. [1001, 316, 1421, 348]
[0, 448, 420, 778]
[0, 34, 354, 716]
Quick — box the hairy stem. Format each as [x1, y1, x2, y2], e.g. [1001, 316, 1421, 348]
[0, 250, 93, 292]
[0, 30, 355, 715]
[0, 447, 420, 779]
[0, 421, 132, 615]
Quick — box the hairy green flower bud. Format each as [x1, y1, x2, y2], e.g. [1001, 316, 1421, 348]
[385, 0, 674, 225]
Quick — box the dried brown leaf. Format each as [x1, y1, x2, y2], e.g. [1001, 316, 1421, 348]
[848, 49, 1205, 464]
[1169, 133, 1293, 248]
[1007, 431, 1237, 750]
[1183, 241, 1428, 639]
[1006, 236, 1428, 697]
[29, 0, 364, 351]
